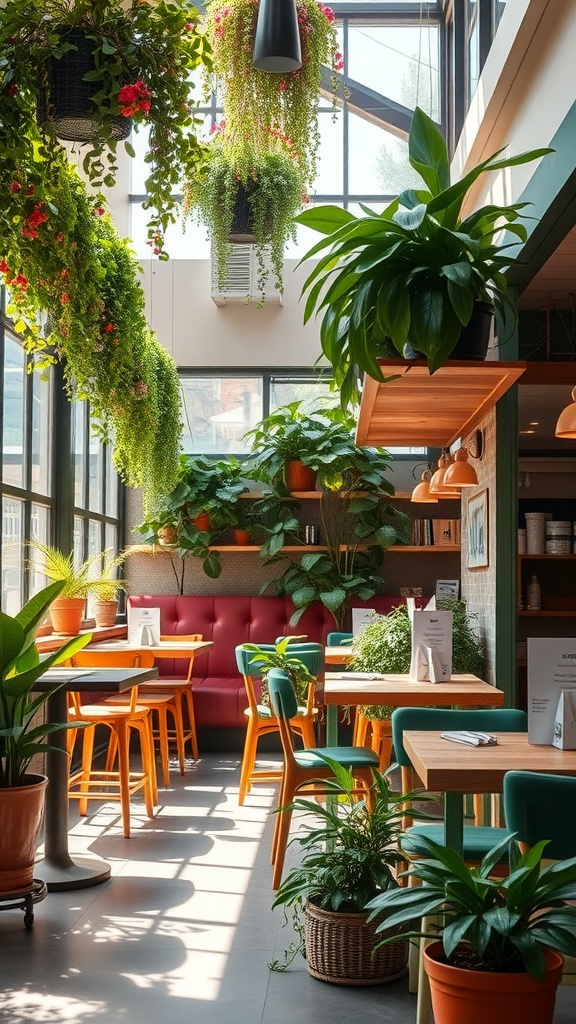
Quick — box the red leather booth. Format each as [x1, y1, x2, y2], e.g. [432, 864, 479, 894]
[128, 595, 402, 729]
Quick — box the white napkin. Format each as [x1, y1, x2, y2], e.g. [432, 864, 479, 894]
[441, 731, 498, 747]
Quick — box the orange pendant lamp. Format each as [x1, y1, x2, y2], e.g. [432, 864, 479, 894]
[429, 450, 460, 498]
[411, 469, 439, 503]
[555, 387, 576, 438]
[443, 430, 484, 489]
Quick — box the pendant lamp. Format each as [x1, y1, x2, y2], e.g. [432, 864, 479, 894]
[555, 387, 576, 438]
[411, 469, 438, 503]
[429, 450, 460, 498]
[253, 0, 303, 73]
[443, 447, 479, 488]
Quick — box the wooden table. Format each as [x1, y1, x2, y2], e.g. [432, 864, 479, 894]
[403, 730, 576, 856]
[34, 667, 158, 892]
[324, 645, 354, 666]
[87, 639, 213, 662]
[323, 673, 504, 745]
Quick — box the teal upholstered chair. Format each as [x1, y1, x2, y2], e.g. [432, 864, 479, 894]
[504, 771, 576, 985]
[326, 631, 354, 646]
[234, 643, 323, 805]
[267, 667, 379, 888]
[392, 707, 527, 859]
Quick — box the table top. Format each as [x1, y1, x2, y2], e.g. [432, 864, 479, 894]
[324, 673, 504, 707]
[325, 645, 354, 665]
[35, 667, 159, 692]
[86, 639, 213, 658]
[403, 731, 576, 793]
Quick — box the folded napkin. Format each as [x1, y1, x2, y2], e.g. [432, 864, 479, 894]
[339, 672, 388, 681]
[441, 731, 498, 747]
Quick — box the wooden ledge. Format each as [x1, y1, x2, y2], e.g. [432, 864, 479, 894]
[356, 359, 526, 447]
[36, 624, 127, 654]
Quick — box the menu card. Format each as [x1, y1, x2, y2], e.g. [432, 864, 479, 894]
[409, 610, 453, 682]
[127, 606, 161, 646]
[351, 608, 378, 636]
[528, 638, 576, 744]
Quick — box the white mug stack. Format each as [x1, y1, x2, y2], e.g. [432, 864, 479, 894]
[546, 520, 572, 554]
[525, 512, 551, 554]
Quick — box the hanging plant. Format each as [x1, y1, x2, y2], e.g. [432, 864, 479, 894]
[0, 152, 182, 508]
[205, 0, 341, 187]
[184, 128, 305, 296]
[0, 0, 213, 256]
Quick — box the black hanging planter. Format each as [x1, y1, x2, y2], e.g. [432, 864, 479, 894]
[403, 300, 494, 362]
[227, 183, 273, 244]
[37, 29, 131, 143]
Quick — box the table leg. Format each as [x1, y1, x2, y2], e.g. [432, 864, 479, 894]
[34, 689, 111, 892]
[325, 705, 338, 746]
[444, 791, 464, 858]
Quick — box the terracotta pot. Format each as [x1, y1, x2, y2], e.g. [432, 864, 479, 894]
[93, 599, 119, 628]
[424, 942, 563, 1024]
[0, 775, 48, 892]
[49, 596, 85, 636]
[284, 460, 316, 493]
[191, 512, 211, 532]
[304, 900, 409, 986]
[234, 529, 252, 546]
[157, 526, 177, 546]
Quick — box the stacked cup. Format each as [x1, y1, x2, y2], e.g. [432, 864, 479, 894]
[546, 520, 572, 554]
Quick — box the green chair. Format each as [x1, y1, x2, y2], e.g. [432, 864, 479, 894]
[267, 667, 379, 889]
[392, 707, 527, 859]
[504, 771, 576, 986]
[326, 631, 353, 646]
[235, 644, 323, 805]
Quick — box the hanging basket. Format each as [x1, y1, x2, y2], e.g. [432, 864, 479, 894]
[228, 183, 273, 244]
[304, 900, 409, 986]
[37, 29, 131, 143]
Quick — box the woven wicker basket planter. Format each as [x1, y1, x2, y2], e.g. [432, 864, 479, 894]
[304, 900, 409, 986]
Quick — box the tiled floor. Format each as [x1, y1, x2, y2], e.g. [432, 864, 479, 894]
[1, 754, 575, 1023]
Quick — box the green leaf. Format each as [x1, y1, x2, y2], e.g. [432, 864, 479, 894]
[408, 108, 450, 196]
[295, 206, 356, 235]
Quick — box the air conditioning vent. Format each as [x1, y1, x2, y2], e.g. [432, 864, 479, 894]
[211, 244, 283, 306]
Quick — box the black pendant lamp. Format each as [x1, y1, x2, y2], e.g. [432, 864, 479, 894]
[253, 0, 302, 73]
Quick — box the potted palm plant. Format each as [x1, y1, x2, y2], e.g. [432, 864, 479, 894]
[366, 832, 576, 1024]
[28, 543, 124, 636]
[0, 582, 90, 892]
[296, 107, 552, 407]
[271, 758, 426, 984]
[91, 550, 127, 628]
[0, 0, 213, 256]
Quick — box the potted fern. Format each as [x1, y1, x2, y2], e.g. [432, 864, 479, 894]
[28, 543, 124, 636]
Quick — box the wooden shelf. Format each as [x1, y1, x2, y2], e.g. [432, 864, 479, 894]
[127, 543, 460, 555]
[519, 554, 576, 560]
[519, 610, 576, 617]
[356, 359, 526, 447]
[388, 545, 460, 553]
[239, 490, 460, 502]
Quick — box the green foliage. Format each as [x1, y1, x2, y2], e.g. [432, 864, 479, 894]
[135, 454, 248, 579]
[273, 760, 419, 915]
[185, 141, 303, 298]
[241, 636, 315, 707]
[350, 603, 485, 721]
[0, 0, 213, 255]
[0, 582, 91, 787]
[366, 833, 576, 981]
[0, 157, 182, 508]
[28, 543, 125, 601]
[296, 107, 552, 406]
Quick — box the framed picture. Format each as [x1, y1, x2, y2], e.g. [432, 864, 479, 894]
[467, 489, 489, 570]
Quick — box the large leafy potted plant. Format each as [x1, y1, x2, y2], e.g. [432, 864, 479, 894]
[271, 759, 425, 984]
[366, 833, 576, 1024]
[184, 134, 304, 297]
[135, 455, 248, 579]
[0, 157, 183, 508]
[296, 107, 551, 407]
[0, 0, 213, 255]
[0, 582, 90, 891]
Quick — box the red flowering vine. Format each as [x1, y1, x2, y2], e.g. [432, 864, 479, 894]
[117, 80, 152, 119]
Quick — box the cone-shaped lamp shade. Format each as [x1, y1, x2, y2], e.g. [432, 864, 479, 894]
[411, 470, 439, 503]
[555, 387, 576, 438]
[443, 447, 479, 488]
[429, 452, 460, 498]
[253, 0, 303, 73]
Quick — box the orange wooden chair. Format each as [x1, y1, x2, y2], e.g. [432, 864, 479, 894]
[143, 633, 202, 764]
[66, 651, 158, 838]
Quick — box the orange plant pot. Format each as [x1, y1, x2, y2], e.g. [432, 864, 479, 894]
[49, 596, 85, 636]
[93, 599, 119, 628]
[0, 775, 48, 892]
[284, 460, 316, 493]
[424, 942, 563, 1024]
[234, 529, 252, 546]
[191, 512, 211, 532]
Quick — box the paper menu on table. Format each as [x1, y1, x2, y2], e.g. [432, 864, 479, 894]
[553, 689, 576, 749]
[127, 606, 161, 646]
[351, 608, 378, 636]
[528, 638, 576, 744]
[409, 610, 453, 682]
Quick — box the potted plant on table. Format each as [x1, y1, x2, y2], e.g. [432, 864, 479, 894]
[28, 542, 124, 636]
[271, 758, 426, 984]
[296, 106, 552, 407]
[0, 0, 213, 256]
[0, 582, 90, 892]
[366, 832, 576, 1024]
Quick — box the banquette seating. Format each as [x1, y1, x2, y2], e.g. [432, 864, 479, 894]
[127, 595, 402, 730]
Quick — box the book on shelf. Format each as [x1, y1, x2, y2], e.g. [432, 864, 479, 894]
[411, 518, 461, 546]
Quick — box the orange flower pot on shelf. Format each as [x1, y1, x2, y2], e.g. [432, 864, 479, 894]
[157, 526, 178, 546]
[284, 460, 316, 493]
[190, 512, 211, 532]
[93, 599, 119, 628]
[423, 942, 564, 1024]
[234, 529, 252, 546]
[48, 596, 85, 636]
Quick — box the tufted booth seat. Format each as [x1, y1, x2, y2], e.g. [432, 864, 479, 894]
[127, 595, 403, 729]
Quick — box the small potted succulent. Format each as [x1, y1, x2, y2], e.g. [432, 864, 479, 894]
[271, 758, 427, 984]
[366, 832, 576, 1024]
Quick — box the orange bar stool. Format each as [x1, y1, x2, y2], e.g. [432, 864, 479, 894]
[137, 633, 202, 766]
[66, 651, 158, 838]
[353, 712, 393, 772]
